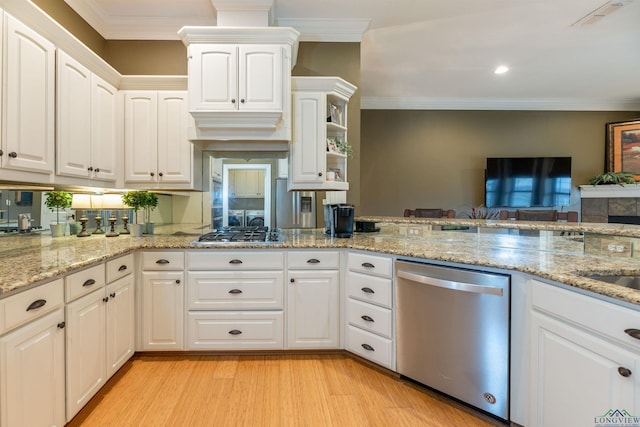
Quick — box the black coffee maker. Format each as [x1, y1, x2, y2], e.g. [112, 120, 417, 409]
[324, 204, 355, 238]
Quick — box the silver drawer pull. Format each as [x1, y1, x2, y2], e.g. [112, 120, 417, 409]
[26, 299, 46, 311]
[82, 279, 96, 287]
[361, 287, 375, 294]
[361, 343, 375, 352]
[228, 289, 243, 294]
[307, 259, 320, 264]
[228, 329, 242, 335]
[361, 315, 375, 322]
[362, 262, 375, 268]
[156, 259, 170, 264]
[625, 329, 640, 340]
[229, 259, 243, 264]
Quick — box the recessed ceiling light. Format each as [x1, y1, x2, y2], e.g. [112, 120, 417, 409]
[494, 65, 509, 75]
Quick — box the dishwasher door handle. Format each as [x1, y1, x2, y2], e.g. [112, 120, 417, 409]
[397, 270, 504, 296]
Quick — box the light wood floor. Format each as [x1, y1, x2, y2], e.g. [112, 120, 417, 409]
[68, 353, 505, 426]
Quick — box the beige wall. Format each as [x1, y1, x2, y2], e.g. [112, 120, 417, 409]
[360, 110, 640, 217]
[104, 41, 187, 75]
[293, 43, 362, 214]
[32, 0, 106, 58]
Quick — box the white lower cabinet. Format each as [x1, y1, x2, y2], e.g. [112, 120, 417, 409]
[287, 250, 340, 349]
[529, 280, 640, 427]
[66, 256, 135, 422]
[141, 271, 184, 350]
[186, 250, 284, 350]
[0, 278, 65, 427]
[345, 251, 395, 370]
[0, 308, 66, 427]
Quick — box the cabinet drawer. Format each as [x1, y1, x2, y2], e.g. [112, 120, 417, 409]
[287, 251, 340, 269]
[346, 325, 394, 370]
[348, 252, 393, 278]
[187, 311, 283, 350]
[141, 251, 184, 270]
[187, 251, 284, 270]
[106, 254, 134, 283]
[186, 271, 284, 310]
[532, 280, 640, 351]
[347, 298, 393, 339]
[65, 264, 106, 303]
[347, 271, 393, 308]
[0, 279, 64, 334]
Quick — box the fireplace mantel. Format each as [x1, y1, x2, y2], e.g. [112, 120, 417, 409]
[580, 184, 640, 223]
[579, 184, 640, 198]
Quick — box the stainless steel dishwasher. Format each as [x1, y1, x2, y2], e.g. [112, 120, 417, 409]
[395, 260, 510, 421]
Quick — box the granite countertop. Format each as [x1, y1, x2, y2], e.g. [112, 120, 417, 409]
[1, 221, 639, 308]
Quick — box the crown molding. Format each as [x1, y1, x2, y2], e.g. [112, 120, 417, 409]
[361, 96, 640, 111]
[276, 18, 370, 42]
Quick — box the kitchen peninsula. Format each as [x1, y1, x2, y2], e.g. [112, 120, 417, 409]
[1, 218, 639, 427]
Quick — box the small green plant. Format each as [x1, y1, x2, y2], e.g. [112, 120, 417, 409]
[44, 191, 73, 224]
[467, 205, 499, 220]
[328, 137, 353, 158]
[588, 172, 637, 185]
[143, 192, 158, 224]
[122, 191, 148, 224]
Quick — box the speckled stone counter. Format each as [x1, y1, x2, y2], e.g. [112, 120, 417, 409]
[1, 221, 639, 308]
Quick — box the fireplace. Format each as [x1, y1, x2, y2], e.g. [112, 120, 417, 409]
[580, 184, 640, 223]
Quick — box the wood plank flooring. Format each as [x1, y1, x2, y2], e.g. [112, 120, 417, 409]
[67, 353, 505, 426]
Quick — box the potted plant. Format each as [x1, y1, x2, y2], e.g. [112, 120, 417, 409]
[588, 171, 637, 185]
[143, 192, 158, 234]
[122, 191, 147, 237]
[44, 191, 73, 237]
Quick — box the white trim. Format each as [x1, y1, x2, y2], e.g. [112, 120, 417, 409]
[361, 96, 640, 111]
[579, 184, 640, 198]
[119, 76, 188, 91]
[275, 18, 370, 42]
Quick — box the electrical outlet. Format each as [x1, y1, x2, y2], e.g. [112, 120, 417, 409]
[601, 238, 632, 257]
[408, 226, 423, 236]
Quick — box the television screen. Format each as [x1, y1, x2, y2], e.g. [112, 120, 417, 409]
[485, 157, 571, 208]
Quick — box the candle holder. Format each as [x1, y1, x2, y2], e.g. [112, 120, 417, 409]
[77, 215, 91, 237]
[93, 214, 105, 234]
[105, 212, 119, 237]
[120, 214, 130, 234]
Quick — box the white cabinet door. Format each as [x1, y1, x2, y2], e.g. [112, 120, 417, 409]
[56, 50, 91, 178]
[0, 308, 65, 427]
[106, 275, 135, 378]
[530, 311, 639, 427]
[3, 14, 55, 174]
[188, 44, 237, 111]
[141, 271, 184, 350]
[239, 45, 282, 111]
[65, 289, 107, 422]
[287, 269, 339, 349]
[124, 91, 158, 183]
[91, 74, 118, 182]
[290, 92, 324, 185]
[157, 91, 191, 184]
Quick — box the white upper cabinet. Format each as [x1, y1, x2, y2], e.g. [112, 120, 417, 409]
[124, 91, 197, 189]
[289, 77, 357, 191]
[2, 13, 55, 175]
[56, 50, 118, 183]
[178, 26, 299, 141]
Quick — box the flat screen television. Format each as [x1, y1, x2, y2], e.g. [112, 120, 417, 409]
[485, 157, 571, 208]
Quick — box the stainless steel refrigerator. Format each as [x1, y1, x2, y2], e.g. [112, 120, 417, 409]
[275, 178, 316, 229]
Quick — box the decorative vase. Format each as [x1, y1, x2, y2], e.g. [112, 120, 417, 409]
[144, 222, 155, 235]
[50, 223, 67, 237]
[131, 223, 144, 237]
[69, 223, 82, 235]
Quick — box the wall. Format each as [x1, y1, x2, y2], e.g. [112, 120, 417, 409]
[105, 41, 187, 75]
[360, 110, 640, 217]
[31, 0, 106, 58]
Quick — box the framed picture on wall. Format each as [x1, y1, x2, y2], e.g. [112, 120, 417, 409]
[606, 119, 640, 180]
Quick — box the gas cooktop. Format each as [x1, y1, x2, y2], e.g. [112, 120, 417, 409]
[192, 226, 283, 245]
